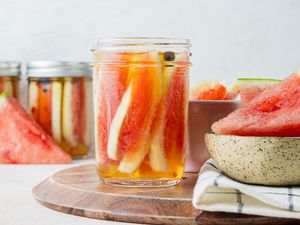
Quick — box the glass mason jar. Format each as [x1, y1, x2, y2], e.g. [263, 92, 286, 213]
[0, 61, 21, 99]
[92, 37, 191, 187]
[27, 61, 92, 158]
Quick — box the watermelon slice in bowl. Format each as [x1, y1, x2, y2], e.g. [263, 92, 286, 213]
[190, 81, 239, 101]
[207, 73, 300, 185]
[237, 78, 281, 105]
[212, 73, 300, 137]
[0, 93, 71, 164]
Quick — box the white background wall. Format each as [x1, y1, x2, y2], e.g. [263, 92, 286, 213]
[0, 0, 300, 86]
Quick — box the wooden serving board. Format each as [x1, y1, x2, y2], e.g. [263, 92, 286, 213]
[32, 164, 299, 225]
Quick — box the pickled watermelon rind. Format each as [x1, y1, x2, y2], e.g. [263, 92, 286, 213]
[95, 50, 189, 176]
[237, 78, 281, 87]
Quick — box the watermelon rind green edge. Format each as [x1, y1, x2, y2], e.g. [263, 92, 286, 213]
[237, 78, 281, 87]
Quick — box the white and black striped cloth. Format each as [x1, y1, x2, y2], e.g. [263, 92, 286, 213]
[192, 159, 300, 219]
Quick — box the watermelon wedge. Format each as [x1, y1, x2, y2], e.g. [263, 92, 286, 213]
[94, 51, 131, 164]
[107, 83, 132, 160]
[212, 74, 300, 137]
[149, 52, 187, 172]
[237, 78, 281, 105]
[0, 94, 71, 164]
[117, 51, 162, 174]
[163, 66, 189, 168]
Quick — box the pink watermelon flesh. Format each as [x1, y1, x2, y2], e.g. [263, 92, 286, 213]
[96, 64, 128, 164]
[240, 83, 280, 105]
[240, 86, 269, 105]
[0, 95, 71, 164]
[212, 74, 300, 137]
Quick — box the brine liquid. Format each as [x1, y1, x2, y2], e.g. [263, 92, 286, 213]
[28, 77, 91, 158]
[0, 77, 19, 99]
[97, 145, 185, 180]
[93, 50, 189, 185]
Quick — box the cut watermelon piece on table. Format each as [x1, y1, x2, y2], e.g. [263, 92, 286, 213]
[212, 74, 300, 137]
[116, 51, 162, 174]
[237, 78, 281, 105]
[0, 94, 71, 164]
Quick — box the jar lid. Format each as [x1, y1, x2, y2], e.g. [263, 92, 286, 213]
[27, 61, 91, 77]
[0, 61, 21, 76]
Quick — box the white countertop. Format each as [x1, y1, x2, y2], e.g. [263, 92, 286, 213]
[0, 159, 140, 225]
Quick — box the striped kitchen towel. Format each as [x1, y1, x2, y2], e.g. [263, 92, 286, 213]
[192, 159, 300, 219]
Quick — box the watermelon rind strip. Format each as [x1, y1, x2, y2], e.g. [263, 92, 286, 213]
[238, 78, 281, 82]
[237, 78, 281, 87]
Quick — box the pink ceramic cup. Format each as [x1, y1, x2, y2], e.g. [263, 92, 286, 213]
[185, 100, 240, 172]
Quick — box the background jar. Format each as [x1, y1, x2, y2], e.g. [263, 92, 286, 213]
[92, 37, 191, 187]
[27, 61, 92, 158]
[0, 61, 21, 99]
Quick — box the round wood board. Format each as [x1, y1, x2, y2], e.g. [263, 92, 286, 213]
[32, 164, 299, 225]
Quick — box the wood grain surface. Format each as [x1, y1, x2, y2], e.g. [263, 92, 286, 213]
[32, 164, 299, 225]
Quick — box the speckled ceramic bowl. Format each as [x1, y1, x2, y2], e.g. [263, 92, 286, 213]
[205, 133, 300, 186]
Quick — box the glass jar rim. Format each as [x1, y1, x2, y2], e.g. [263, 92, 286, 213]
[26, 60, 92, 77]
[92, 37, 191, 51]
[0, 61, 21, 76]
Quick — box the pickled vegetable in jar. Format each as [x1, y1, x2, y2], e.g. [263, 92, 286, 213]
[0, 61, 21, 99]
[92, 38, 191, 187]
[27, 61, 92, 158]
